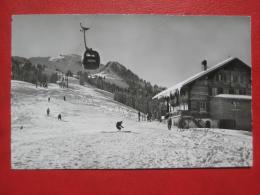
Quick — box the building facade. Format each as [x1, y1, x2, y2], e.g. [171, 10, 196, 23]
[153, 57, 252, 131]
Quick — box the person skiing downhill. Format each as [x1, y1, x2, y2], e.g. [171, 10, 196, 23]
[116, 121, 124, 131]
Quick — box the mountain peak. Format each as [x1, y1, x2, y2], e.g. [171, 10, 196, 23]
[106, 61, 127, 71]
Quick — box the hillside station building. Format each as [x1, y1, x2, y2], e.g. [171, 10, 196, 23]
[153, 57, 252, 131]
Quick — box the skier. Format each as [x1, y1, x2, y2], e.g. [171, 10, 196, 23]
[167, 117, 172, 130]
[138, 111, 141, 122]
[64, 96, 66, 101]
[47, 108, 50, 116]
[48, 97, 50, 102]
[58, 113, 62, 120]
[116, 121, 124, 131]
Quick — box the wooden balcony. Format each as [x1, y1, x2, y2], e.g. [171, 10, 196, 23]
[171, 110, 210, 118]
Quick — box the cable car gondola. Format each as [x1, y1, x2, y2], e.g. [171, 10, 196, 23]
[80, 23, 100, 70]
[82, 48, 100, 70]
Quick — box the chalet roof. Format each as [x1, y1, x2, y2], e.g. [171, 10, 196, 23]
[153, 57, 251, 99]
[214, 94, 252, 100]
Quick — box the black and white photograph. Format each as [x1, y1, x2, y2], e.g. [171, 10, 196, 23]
[11, 15, 252, 169]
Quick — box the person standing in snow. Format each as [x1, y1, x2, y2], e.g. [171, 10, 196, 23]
[47, 108, 50, 116]
[116, 121, 124, 131]
[167, 117, 172, 130]
[48, 97, 50, 102]
[147, 113, 152, 122]
[138, 111, 141, 122]
[64, 96, 66, 101]
[58, 113, 62, 120]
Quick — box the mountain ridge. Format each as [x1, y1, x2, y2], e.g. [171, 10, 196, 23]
[12, 54, 166, 119]
[12, 54, 154, 90]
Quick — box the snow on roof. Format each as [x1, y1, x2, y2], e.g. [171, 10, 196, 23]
[214, 94, 252, 100]
[153, 57, 250, 99]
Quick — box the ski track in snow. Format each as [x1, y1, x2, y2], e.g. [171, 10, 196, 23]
[11, 79, 252, 169]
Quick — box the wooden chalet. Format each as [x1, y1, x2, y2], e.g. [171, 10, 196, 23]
[153, 57, 252, 131]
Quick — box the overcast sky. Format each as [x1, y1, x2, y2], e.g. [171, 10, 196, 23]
[12, 15, 251, 87]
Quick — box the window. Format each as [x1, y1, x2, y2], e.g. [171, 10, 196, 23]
[231, 73, 238, 83]
[215, 73, 223, 82]
[200, 101, 207, 112]
[223, 74, 227, 83]
[211, 87, 223, 95]
[217, 87, 223, 94]
[229, 88, 234, 94]
[224, 88, 229, 94]
[212, 87, 218, 96]
[233, 75, 237, 82]
[218, 74, 223, 81]
[215, 75, 218, 81]
[241, 76, 246, 84]
[204, 78, 208, 85]
[180, 103, 188, 110]
[232, 101, 240, 110]
[184, 103, 188, 110]
[239, 89, 246, 95]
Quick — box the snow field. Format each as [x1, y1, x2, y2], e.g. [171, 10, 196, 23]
[11, 80, 252, 169]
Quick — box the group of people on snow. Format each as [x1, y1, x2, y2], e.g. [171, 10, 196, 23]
[45, 95, 172, 131]
[46, 96, 66, 120]
[137, 110, 172, 130]
[137, 111, 152, 122]
[35, 81, 48, 88]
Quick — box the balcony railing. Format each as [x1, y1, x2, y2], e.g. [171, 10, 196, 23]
[171, 110, 209, 118]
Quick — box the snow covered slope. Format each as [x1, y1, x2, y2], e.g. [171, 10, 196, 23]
[11, 79, 252, 169]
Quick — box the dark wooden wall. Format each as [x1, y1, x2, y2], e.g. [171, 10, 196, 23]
[178, 59, 251, 113]
[210, 97, 251, 130]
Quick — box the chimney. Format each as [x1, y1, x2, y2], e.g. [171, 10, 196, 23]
[201, 60, 207, 71]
